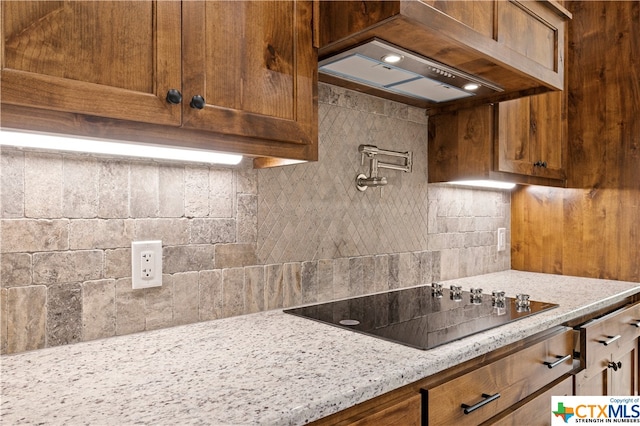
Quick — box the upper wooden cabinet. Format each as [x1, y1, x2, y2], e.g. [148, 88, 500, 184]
[0, 0, 318, 164]
[428, 91, 567, 186]
[316, 0, 571, 112]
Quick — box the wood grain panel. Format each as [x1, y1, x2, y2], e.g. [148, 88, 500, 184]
[511, 1, 640, 283]
[422, 0, 494, 38]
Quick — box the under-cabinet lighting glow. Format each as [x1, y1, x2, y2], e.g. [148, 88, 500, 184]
[447, 180, 516, 190]
[0, 130, 243, 165]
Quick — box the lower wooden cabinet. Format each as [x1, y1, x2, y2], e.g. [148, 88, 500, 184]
[575, 303, 640, 396]
[423, 327, 573, 425]
[486, 375, 573, 426]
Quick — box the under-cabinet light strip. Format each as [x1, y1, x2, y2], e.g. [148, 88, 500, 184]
[0, 129, 243, 165]
[447, 180, 516, 190]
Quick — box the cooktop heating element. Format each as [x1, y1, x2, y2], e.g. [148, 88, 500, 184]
[284, 284, 558, 350]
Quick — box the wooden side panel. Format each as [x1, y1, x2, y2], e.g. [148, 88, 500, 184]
[497, 98, 532, 174]
[511, 1, 640, 283]
[511, 186, 564, 274]
[427, 105, 493, 183]
[316, 1, 400, 47]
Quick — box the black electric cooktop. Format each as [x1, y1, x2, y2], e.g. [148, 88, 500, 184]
[284, 284, 558, 350]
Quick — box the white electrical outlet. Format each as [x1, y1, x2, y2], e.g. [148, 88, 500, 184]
[132, 240, 162, 289]
[497, 228, 506, 252]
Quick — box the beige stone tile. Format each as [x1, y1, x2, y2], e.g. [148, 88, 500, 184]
[316, 259, 334, 302]
[173, 272, 199, 326]
[1, 253, 31, 288]
[373, 255, 389, 292]
[1, 150, 24, 218]
[214, 243, 256, 269]
[236, 166, 257, 195]
[265, 264, 283, 310]
[398, 252, 419, 288]
[63, 156, 98, 218]
[105, 248, 130, 279]
[158, 165, 185, 218]
[283, 262, 301, 307]
[388, 254, 400, 289]
[115, 278, 145, 335]
[222, 268, 244, 318]
[348, 257, 363, 297]
[1, 219, 69, 253]
[199, 269, 222, 321]
[69, 219, 135, 249]
[244, 265, 265, 314]
[236, 194, 257, 244]
[0, 288, 7, 354]
[134, 218, 189, 245]
[98, 160, 129, 218]
[6, 286, 46, 353]
[82, 279, 116, 341]
[190, 218, 235, 244]
[33, 250, 103, 285]
[210, 169, 234, 218]
[333, 258, 350, 300]
[24, 152, 63, 218]
[145, 276, 173, 330]
[163, 245, 215, 274]
[185, 166, 209, 217]
[301, 261, 318, 304]
[130, 162, 158, 218]
[47, 283, 82, 347]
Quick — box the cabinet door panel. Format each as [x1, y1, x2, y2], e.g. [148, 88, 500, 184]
[497, 92, 565, 180]
[182, 0, 317, 146]
[1, 1, 182, 125]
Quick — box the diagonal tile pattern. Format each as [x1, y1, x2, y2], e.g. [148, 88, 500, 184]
[258, 84, 430, 264]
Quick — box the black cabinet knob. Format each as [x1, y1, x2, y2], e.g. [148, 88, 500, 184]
[190, 95, 205, 110]
[533, 160, 548, 168]
[166, 89, 182, 104]
[608, 361, 622, 371]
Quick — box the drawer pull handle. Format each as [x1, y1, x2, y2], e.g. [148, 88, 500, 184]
[600, 335, 622, 346]
[544, 354, 572, 369]
[631, 320, 640, 328]
[461, 393, 501, 414]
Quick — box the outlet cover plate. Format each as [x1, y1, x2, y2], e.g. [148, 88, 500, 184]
[497, 228, 506, 252]
[132, 240, 162, 289]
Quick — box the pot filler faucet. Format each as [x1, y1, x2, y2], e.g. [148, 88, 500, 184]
[356, 144, 412, 191]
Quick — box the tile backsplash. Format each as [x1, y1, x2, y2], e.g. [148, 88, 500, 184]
[0, 83, 510, 354]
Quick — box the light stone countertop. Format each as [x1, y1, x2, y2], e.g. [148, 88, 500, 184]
[2, 271, 639, 425]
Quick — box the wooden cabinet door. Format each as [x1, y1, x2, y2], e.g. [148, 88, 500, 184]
[181, 0, 317, 149]
[496, 91, 565, 181]
[1, 1, 182, 126]
[575, 338, 639, 396]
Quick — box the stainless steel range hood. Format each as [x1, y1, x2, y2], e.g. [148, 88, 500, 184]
[319, 38, 503, 104]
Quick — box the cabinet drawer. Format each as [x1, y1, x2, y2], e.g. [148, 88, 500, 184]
[423, 328, 573, 426]
[486, 375, 573, 426]
[580, 303, 640, 371]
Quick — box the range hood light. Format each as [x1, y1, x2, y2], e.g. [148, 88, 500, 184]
[382, 53, 403, 64]
[464, 83, 480, 91]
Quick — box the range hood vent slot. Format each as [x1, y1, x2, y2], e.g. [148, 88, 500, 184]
[319, 39, 503, 104]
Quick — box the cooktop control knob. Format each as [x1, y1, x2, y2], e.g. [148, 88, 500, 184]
[516, 294, 531, 312]
[450, 285, 463, 301]
[492, 291, 506, 309]
[431, 282, 443, 298]
[470, 288, 483, 304]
